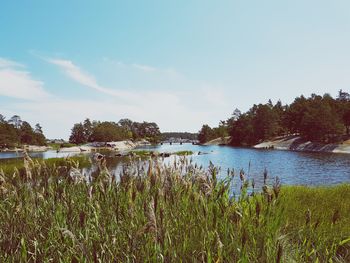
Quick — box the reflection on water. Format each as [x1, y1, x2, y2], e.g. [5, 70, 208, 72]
[1, 144, 350, 188]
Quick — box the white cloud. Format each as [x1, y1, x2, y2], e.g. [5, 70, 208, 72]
[132, 63, 157, 72]
[12, 93, 224, 139]
[0, 57, 229, 139]
[0, 58, 49, 100]
[46, 58, 138, 99]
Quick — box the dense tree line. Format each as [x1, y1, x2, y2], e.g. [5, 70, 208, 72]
[69, 118, 161, 144]
[198, 90, 350, 145]
[161, 132, 198, 141]
[198, 122, 229, 144]
[0, 114, 46, 148]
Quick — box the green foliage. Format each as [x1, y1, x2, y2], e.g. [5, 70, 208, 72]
[299, 101, 343, 142]
[90, 122, 130, 142]
[205, 91, 350, 146]
[0, 122, 19, 148]
[0, 156, 90, 175]
[0, 115, 46, 147]
[69, 123, 87, 144]
[230, 113, 255, 146]
[0, 157, 349, 261]
[48, 142, 76, 150]
[129, 121, 161, 143]
[174, 150, 193, 156]
[343, 108, 350, 135]
[69, 118, 161, 144]
[198, 123, 229, 144]
[198, 124, 214, 143]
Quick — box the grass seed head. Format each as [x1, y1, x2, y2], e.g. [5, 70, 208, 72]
[332, 209, 340, 224]
[263, 168, 268, 184]
[239, 169, 245, 181]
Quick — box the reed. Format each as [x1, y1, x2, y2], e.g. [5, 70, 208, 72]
[0, 154, 349, 262]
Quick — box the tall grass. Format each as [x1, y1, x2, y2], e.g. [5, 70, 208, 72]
[0, 154, 349, 262]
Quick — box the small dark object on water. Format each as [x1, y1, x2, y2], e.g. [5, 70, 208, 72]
[159, 152, 171, 157]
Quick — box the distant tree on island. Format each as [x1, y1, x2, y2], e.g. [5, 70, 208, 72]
[0, 115, 46, 148]
[69, 118, 161, 144]
[90, 122, 130, 142]
[199, 90, 350, 145]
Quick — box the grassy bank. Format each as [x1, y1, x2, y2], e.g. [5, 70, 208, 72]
[0, 155, 349, 262]
[48, 143, 77, 150]
[0, 156, 90, 175]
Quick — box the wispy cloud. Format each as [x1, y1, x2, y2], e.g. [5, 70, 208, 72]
[132, 63, 157, 72]
[0, 56, 229, 138]
[0, 58, 24, 68]
[0, 57, 49, 100]
[102, 57, 180, 77]
[46, 58, 136, 99]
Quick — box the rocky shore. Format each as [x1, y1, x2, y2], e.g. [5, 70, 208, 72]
[254, 135, 350, 154]
[202, 135, 350, 154]
[203, 136, 231, 146]
[0, 139, 152, 154]
[0, 145, 51, 152]
[58, 139, 151, 153]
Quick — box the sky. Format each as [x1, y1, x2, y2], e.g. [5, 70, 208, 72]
[1, 0, 350, 139]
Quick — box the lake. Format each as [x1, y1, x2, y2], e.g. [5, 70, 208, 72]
[1, 144, 350, 188]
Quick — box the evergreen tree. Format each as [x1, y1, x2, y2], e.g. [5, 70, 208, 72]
[69, 123, 87, 144]
[34, 123, 46, 145]
[0, 114, 5, 123]
[8, 115, 22, 129]
[198, 125, 213, 144]
[83, 118, 93, 141]
[20, 122, 34, 144]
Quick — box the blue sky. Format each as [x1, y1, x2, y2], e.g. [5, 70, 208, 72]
[1, 0, 350, 139]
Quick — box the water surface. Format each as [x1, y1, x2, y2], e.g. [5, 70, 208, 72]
[1, 144, 350, 188]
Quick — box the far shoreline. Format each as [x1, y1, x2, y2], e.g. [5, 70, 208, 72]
[202, 135, 350, 155]
[2, 136, 350, 156]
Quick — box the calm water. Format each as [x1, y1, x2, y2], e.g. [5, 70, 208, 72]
[1, 144, 350, 187]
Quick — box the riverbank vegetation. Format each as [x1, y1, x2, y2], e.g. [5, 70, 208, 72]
[69, 118, 161, 144]
[199, 90, 350, 145]
[0, 114, 46, 148]
[0, 156, 349, 261]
